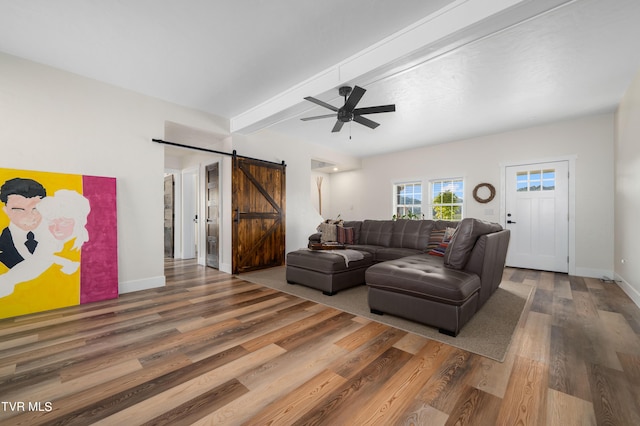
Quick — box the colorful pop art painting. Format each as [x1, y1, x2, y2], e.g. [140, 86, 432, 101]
[0, 167, 118, 319]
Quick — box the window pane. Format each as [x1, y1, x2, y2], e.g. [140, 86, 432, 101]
[430, 178, 463, 220]
[394, 181, 423, 219]
[543, 169, 555, 190]
[529, 170, 541, 191]
[452, 206, 462, 220]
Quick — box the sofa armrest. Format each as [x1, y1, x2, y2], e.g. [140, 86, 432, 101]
[464, 229, 510, 307]
[308, 233, 322, 247]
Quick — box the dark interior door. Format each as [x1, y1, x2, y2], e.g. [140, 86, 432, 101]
[232, 156, 286, 274]
[206, 162, 219, 269]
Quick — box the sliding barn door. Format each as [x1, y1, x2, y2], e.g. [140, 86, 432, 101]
[232, 157, 286, 274]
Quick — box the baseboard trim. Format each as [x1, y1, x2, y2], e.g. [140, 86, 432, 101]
[615, 273, 640, 309]
[574, 267, 614, 280]
[119, 275, 165, 294]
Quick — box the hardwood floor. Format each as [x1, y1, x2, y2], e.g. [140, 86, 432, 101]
[1, 259, 639, 425]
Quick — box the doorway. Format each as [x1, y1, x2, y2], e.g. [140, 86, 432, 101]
[182, 168, 198, 259]
[163, 175, 174, 258]
[206, 162, 220, 269]
[504, 160, 569, 273]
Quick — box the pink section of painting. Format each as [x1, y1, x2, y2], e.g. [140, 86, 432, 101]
[80, 175, 118, 303]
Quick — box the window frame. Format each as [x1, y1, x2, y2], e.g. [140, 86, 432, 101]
[428, 177, 465, 220]
[392, 181, 423, 219]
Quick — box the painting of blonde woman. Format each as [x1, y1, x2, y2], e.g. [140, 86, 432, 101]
[0, 168, 117, 319]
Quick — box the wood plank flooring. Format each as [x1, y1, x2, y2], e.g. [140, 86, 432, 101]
[1, 259, 639, 425]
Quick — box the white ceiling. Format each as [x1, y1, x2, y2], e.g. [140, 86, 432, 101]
[2, 0, 640, 159]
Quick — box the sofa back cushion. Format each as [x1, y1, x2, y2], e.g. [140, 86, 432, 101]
[359, 220, 394, 246]
[342, 221, 362, 244]
[444, 218, 503, 269]
[390, 220, 434, 249]
[432, 220, 460, 231]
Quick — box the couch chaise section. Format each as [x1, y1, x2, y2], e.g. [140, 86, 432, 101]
[366, 224, 510, 336]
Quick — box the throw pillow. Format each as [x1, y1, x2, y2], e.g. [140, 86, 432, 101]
[318, 222, 338, 243]
[336, 226, 355, 245]
[425, 226, 457, 251]
[427, 227, 456, 256]
[428, 241, 449, 257]
[425, 229, 445, 251]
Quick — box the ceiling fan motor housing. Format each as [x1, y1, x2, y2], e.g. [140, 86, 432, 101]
[337, 108, 353, 122]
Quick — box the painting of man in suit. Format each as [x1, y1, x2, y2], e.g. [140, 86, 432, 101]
[0, 177, 47, 269]
[0, 168, 118, 319]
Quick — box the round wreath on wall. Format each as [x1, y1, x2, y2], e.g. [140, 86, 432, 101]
[473, 183, 496, 203]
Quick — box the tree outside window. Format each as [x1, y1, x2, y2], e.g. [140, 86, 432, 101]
[394, 182, 422, 219]
[430, 179, 464, 220]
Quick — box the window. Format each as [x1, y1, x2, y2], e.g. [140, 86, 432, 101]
[517, 169, 556, 192]
[393, 182, 422, 219]
[430, 178, 464, 220]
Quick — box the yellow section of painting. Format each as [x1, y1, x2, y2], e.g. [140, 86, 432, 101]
[0, 168, 83, 319]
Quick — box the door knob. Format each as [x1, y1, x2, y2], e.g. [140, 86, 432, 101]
[507, 220, 516, 224]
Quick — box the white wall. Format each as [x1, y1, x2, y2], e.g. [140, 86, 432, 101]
[615, 70, 640, 306]
[328, 113, 616, 279]
[0, 52, 228, 293]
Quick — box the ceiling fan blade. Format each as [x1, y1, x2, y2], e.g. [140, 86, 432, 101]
[354, 104, 396, 115]
[304, 96, 339, 112]
[353, 114, 380, 129]
[343, 85, 366, 112]
[300, 113, 336, 121]
[331, 120, 345, 133]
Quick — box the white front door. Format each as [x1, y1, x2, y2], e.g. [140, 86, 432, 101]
[505, 161, 569, 273]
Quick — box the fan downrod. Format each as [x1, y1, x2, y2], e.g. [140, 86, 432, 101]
[338, 86, 352, 98]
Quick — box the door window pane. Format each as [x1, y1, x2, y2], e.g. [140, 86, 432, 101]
[516, 169, 556, 192]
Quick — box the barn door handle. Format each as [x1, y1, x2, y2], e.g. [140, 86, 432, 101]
[234, 208, 240, 223]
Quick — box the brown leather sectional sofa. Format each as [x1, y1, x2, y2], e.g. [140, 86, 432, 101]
[306, 217, 510, 336]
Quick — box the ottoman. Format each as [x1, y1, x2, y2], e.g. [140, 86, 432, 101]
[286, 249, 373, 295]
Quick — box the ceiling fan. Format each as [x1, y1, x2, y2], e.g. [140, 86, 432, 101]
[301, 85, 396, 133]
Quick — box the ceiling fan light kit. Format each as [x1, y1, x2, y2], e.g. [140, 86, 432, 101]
[302, 85, 396, 133]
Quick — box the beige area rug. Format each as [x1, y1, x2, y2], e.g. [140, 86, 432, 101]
[239, 266, 533, 362]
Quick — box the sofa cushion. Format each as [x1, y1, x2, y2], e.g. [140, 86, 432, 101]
[345, 244, 386, 259]
[390, 220, 434, 250]
[359, 220, 394, 246]
[287, 249, 373, 273]
[375, 247, 423, 262]
[365, 254, 481, 306]
[444, 218, 503, 270]
[342, 221, 362, 244]
[433, 220, 460, 231]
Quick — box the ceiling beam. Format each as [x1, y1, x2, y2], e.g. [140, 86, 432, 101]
[229, 0, 531, 134]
